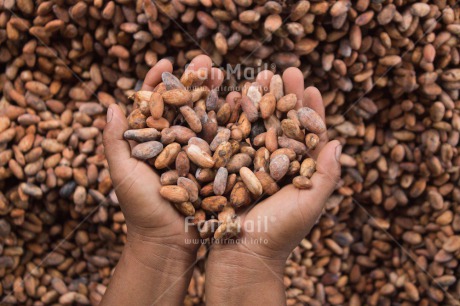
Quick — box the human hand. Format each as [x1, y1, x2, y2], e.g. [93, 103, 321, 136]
[101, 55, 224, 305]
[205, 68, 342, 305]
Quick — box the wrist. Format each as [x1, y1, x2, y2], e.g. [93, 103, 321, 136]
[101, 229, 199, 306]
[125, 237, 197, 276]
[126, 230, 198, 270]
[206, 245, 286, 305]
[125, 218, 201, 260]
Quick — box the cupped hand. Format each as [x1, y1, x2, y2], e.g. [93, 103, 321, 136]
[103, 55, 224, 258]
[206, 68, 342, 304]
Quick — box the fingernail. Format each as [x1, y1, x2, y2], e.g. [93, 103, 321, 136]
[107, 106, 113, 123]
[335, 144, 342, 162]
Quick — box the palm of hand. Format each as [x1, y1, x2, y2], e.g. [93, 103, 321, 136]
[208, 68, 341, 262]
[112, 157, 196, 241]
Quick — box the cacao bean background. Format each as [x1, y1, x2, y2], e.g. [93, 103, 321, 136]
[1, 0, 460, 305]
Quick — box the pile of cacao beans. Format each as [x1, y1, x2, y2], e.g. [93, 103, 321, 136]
[1, 0, 460, 305]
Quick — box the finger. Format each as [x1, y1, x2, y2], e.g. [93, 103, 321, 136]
[303, 87, 325, 121]
[141, 59, 174, 91]
[184, 55, 214, 90]
[204, 67, 224, 89]
[256, 70, 274, 92]
[303, 87, 328, 159]
[282, 67, 304, 110]
[186, 54, 213, 76]
[102, 104, 138, 181]
[276, 141, 342, 225]
[225, 91, 241, 109]
[306, 140, 342, 210]
[186, 54, 213, 71]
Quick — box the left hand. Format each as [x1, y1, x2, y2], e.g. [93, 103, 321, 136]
[205, 68, 342, 305]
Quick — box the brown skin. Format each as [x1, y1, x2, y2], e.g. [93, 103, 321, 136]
[100, 56, 223, 306]
[205, 68, 342, 306]
[101, 56, 341, 305]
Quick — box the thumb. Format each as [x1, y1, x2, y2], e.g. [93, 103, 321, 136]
[306, 140, 342, 211]
[286, 140, 341, 236]
[247, 140, 342, 239]
[103, 104, 136, 181]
